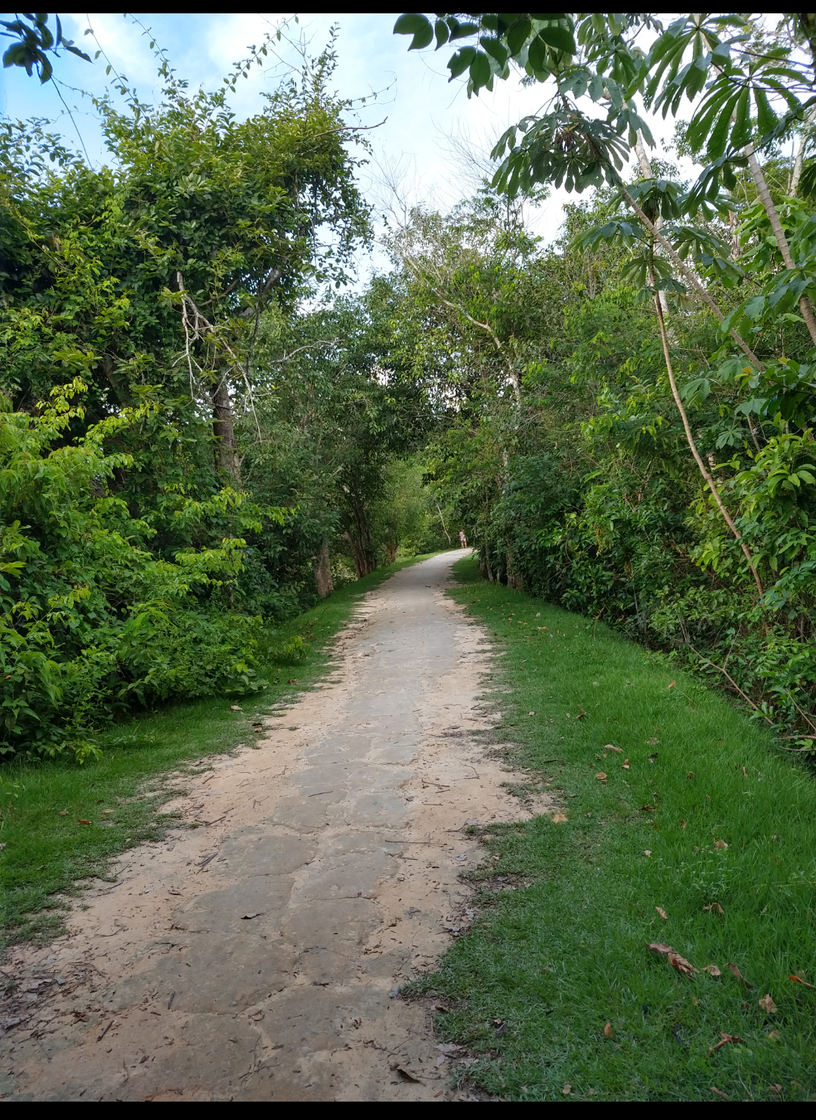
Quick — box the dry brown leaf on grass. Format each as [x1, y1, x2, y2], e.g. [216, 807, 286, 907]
[759, 994, 778, 1014]
[604, 744, 623, 753]
[727, 962, 753, 987]
[668, 952, 698, 977]
[551, 813, 568, 823]
[668, 681, 676, 689]
[702, 965, 722, 978]
[767, 1030, 780, 1041]
[656, 907, 668, 920]
[603, 1022, 614, 1038]
[643, 850, 652, 857]
[595, 772, 608, 782]
[561, 1084, 572, 1096]
[647, 942, 674, 955]
[789, 974, 816, 989]
[639, 804, 655, 812]
[714, 839, 728, 851]
[703, 902, 724, 914]
[710, 1086, 730, 1100]
[230, 705, 243, 711]
[711, 1034, 743, 1052]
[622, 759, 630, 769]
[77, 819, 91, 825]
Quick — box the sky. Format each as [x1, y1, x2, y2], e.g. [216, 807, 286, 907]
[0, 12, 696, 286]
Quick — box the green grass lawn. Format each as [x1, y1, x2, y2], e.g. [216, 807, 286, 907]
[0, 555, 435, 950]
[414, 556, 816, 1102]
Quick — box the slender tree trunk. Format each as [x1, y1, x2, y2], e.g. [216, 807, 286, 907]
[652, 288, 764, 598]
[314, 540, 334, 598]
[745, 144, 816, 347]
[634, 131, 670, 319]
[212, 378, 240, 483]
[788, 106, 815, 196]
[434, 498, 452, 545]
[615, 177, 765, 369]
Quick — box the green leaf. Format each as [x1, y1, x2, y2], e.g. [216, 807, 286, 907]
[435, 19, 449, 49]
[707, 90, 741, 160]
[449, 20, 478, 41]
[394, 14, 433, 50]
[481, 36, 508, 67]
[731, 86, 751, 149]
[536, 21, 576, 54]
[754, 88, 776, 139]
[528, 33, 549, 73]
[394, 14, 430, 37]
[449, 46, 476, 79]
[470, 50, 491, 88]
[506, 16, 532, 56]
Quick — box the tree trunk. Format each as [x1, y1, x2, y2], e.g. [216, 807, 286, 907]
[789, 107, 815, 197]
[212, 378, 240, 483]
[314, 540, 334, 598]
[745, 144, 816, 347]
[506, 547, 524, 590]
[343, 495, 377, 577]
[434, 498, 452, 545]
[652, 288, 764, 598]
[384, 541, 398, 565]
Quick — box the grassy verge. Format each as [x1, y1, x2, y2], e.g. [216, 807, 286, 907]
[416, 556, 816, 1102]
[0, 554, 435, 950]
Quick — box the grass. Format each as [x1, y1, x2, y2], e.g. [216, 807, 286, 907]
[411, 556, 816, 1102]
[0, 553, 436, 950]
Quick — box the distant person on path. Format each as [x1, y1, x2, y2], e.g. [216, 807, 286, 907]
[459, 530, 467, 548]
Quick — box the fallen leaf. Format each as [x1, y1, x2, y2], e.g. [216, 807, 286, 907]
[668, 952, 698, 977]
[727, 962, 753, 987]
[702, 964, 722, 978]
[59, 809, 68, 816]
[668, 681, 676, 689]
[102, 809, 114, 815]
[714, 839, 728, 851]
[742, 766, 748, 778]
[77, 819, 91, 825]
[770, 1084, 782, 1094]
[703, 902, 724, 914]
[708, 1032, 742, 1056]
[710, 1086, 730, 1100]
[789, 974, 816, 989]
[576, 707, 587, 720]
[687, 771, 695, 779]
[603, 1022, 614, 1038]
[639, 804, 655, 812]
[595, 772, 608, 782]
[643, 850, 652, 857]
[647, 942, 674, 955]
[230, 704, 243, 711]
[767, 1030, 780, 1041]
[561, 1083, 572, 1096]
[286, 678, 298, 684]
[241, 912, 260, 920]
[622, 759, 630, 769]
[604, 744, 623, 753]
[551, 813, 568, 823]
[395, 1065, 421, 1083]
[656, 906, 668, 921]
[528, 711, 536, 716]
[647, 737, 660, 745]
[792, 1080, 804, 1090]
[759, 993, 777, 1013]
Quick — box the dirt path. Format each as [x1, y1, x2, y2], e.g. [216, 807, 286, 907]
[1, 551, 551, 1101]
